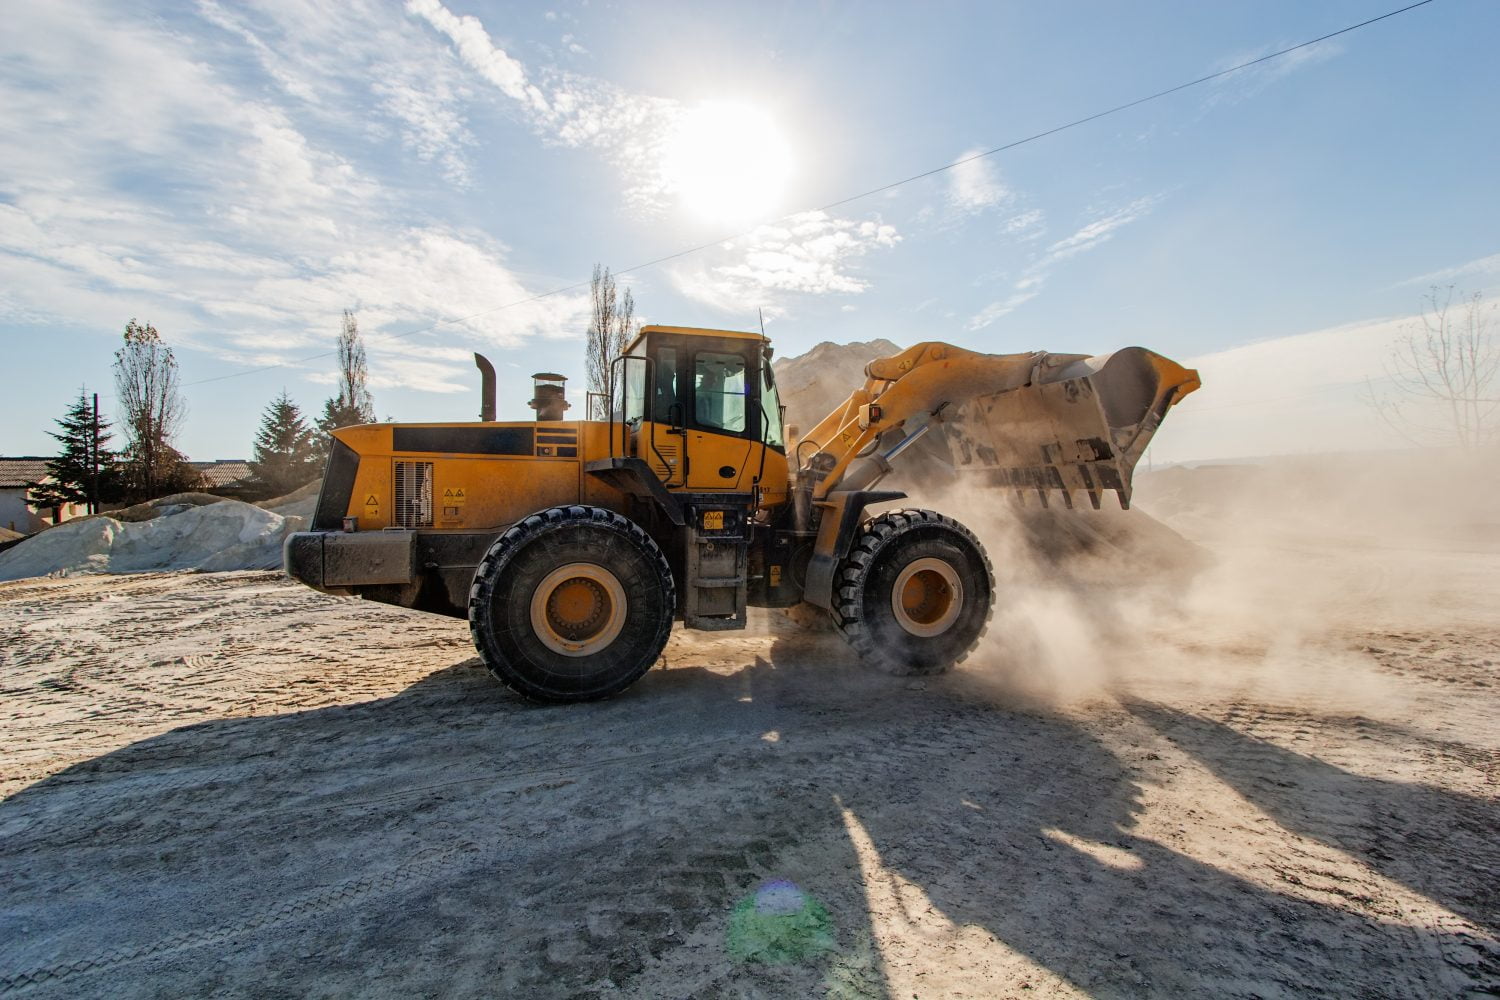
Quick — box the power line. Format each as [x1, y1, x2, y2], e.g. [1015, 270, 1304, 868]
[181, 0, 1438, 392]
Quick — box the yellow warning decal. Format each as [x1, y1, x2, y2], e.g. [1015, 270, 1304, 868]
[442, 487, 466, 507]
[702, 510, 724, 530]
[363, 494, 379, 507]
[769, 565, 782, 586]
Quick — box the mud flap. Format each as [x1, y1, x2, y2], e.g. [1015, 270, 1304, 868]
[802, 489, 907, 610]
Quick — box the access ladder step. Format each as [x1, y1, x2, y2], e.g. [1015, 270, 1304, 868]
[683, 505, 750, 631]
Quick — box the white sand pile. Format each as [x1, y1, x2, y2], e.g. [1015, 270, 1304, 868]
[0, 500, 303, 582]
[255, 479, 320, 520]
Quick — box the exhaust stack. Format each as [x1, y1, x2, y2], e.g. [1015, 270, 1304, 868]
[474, 353, 496, 422]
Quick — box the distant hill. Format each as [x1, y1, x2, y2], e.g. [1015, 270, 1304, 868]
[772, 338, 902, 438]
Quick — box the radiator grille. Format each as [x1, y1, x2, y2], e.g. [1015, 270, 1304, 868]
[394, 461, 433, 528]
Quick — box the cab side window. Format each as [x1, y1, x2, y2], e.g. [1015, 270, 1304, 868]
[694, 351, 747, 433]
[654, 347, 679, 423]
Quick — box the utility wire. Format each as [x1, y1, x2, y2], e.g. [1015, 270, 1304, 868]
[180, 0, 1437, 392]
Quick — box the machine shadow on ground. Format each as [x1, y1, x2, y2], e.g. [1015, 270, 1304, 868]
[2, 628, 1494, 997]
[1125, 700, 1500, 939]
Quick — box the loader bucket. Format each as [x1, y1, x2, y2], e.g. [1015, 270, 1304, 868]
[943, 347, 1199, 509]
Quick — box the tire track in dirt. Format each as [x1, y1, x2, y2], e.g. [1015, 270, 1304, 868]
[1, 705, 978, 994]
[1144, 699, 1499, 997]
[0, 843, 484, 995]
[5, 572, 1498, 997]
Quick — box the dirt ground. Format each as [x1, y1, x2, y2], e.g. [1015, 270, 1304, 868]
[3, 478, 1499, 997]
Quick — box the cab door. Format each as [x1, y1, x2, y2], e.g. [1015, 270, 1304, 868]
[641, 344, 687, 486]
[683, 347, 755, 491]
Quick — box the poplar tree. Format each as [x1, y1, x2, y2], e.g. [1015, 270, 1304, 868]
[584, 265, 638, 419]
[319, 310, 376, 436]
[113, 318, 194, 501]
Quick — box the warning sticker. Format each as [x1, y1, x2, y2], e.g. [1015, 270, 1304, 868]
[364, 494, 379, 506]
[442, 487, 466, 507]
[702, 510, 724, 530]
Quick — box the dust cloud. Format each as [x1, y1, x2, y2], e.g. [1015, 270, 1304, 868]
[899, 448, 1500, 712]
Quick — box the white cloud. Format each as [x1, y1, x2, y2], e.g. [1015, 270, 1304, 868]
[1203, 39, 1343, 109]
[965, 290, 1042, 331]
[967, 197, 1159, 330]
[406, 0, 793, 216]
[947, 152, 1010, 213]
[1398, 252, 1500, 289]
[0, 2, 586, 394]
[405, 0, 549, 112]
[372, 78, 475, 185]
[668, 212, 901, 312]
[1044, 197, 1158, 260]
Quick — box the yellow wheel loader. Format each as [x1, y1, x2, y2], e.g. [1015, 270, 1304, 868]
[285, 325, 1198, 702]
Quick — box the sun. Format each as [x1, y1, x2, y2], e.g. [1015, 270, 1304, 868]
[661, 101, 795, 226]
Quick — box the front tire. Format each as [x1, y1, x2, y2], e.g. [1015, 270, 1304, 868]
[831, 509, 994, 676]
[469, 506, 675, 702]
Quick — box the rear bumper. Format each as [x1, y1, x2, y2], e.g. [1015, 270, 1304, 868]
[283, 530, 417, 591]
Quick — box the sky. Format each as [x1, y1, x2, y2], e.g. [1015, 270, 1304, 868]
[2, 0, 1497, 465]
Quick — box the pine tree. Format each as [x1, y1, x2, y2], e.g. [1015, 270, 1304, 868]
[27, 390, 121, 512]
[318, 310, 376, 438]
[251, 391, 321, 496]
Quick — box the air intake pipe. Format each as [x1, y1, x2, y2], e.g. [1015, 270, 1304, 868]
[474, 353, 496, 422]
[529, 373, 570, 421]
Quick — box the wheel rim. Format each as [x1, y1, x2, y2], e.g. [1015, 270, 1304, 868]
[890, 557, 963, 638]
[530, 562, 627, 657]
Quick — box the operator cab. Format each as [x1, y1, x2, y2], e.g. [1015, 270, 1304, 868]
[613, 326, 786, 493]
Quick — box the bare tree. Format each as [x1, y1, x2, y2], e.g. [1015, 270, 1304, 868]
[113, 319, 193, 500]
[584, 265, 638, 419]
[1367, 287, 1499, 450]
[319, 309, 376, 435]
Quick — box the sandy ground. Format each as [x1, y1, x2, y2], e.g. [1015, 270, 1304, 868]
[3, 492, 1499, 997]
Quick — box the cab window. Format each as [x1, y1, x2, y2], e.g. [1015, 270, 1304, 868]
[694, 351, 747, 433]
[619, 356, 647, 424]
[760, 360, 785, 450]
[654, 347, 679, 423]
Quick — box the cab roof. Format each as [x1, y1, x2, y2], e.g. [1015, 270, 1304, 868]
[624, 324, 768, 356]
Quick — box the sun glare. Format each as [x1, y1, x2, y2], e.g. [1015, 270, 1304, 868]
[662, 101, 794, 225]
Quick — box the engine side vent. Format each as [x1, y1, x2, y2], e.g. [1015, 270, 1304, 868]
[394, 460, 434, 528]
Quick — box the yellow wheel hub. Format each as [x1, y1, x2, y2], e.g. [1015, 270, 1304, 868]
[530, 563, 627, 657]
[891, 557, 963, 638]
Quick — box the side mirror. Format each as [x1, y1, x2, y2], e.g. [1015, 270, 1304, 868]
[667, 401, 686, 432]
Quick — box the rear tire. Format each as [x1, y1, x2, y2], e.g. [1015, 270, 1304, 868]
[831, 509, 994, 676]
[469, 506, 675, 702]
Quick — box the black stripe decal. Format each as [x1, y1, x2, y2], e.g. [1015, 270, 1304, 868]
[556, 446, 578, 457]
[392, 426, 535, 455]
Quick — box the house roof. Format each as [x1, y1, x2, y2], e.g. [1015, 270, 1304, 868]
[0, 458, 52, 489]
[1, 457, 258, 490]
[189, 460, 254, 488]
